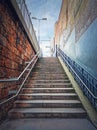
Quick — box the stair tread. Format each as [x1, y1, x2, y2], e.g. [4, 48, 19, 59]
[15, 100, 81, 103]
[22, 88, 74, 90]
[31, 74, 66, 75]
[30, 79, 70, 81]
[19, 93, 77, 96]
[25, 83, 72, 85]
[9, 108, 86, 113]
[32, 72, 65, 73]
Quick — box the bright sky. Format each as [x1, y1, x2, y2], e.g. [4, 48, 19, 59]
[25, 0, 62, 41]
[25, 0, 62, 56]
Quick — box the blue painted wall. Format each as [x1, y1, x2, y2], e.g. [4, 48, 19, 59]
[63, 29, 76, 59]
[76, 17, 97, 76]
[63, 18, 97, 76]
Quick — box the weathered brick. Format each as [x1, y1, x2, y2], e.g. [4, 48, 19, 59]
[0, 67, 7, 78]
[0, 2, 35, 100]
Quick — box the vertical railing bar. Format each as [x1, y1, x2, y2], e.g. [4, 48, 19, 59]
[57, 48, 97, 99]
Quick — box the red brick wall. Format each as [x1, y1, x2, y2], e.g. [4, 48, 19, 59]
[0, 2, 35, 100]
[0, 1, 36, 122]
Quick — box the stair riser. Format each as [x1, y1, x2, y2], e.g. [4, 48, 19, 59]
[37, 62, 60, 64]
[28, 81, 70, 84]
[33, 71, 64, 73]
[34, 67, 63, 69]
[21, 89, 75, 93]
[24, 84, 72, 88]
[30, 74, 66, 77]
[31, 76, 68, 80]
[35, 67, 63, 69]
[9, 112, 87, 119]
[18, 95, 78, 100]
[35, 66, 63, 68]
[31, 75, 67, 77]
[33, 70, 64, 75]
[34, 68, 64, 70]
[14, 103, 82, 108]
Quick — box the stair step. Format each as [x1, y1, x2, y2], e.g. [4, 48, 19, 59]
[31, 72, 65, 74]
[8, 108, 87, 119]
[14, 100, 82, 108]
[35, 67, 63, 69]
[22, 87, 75, 93]
[25, 83, 72, 86]
[29, 80, 70, 83]
[24, 83, 72, 87]
[33, 69, 64, 71]
[22, 87, 73, 89]
[18, 93, 78, 100]
[31, 76, 69, 81]
[8, 58, 86, 119]
[31, 73, 66, 76]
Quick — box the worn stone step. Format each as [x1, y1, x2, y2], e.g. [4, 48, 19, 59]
[28, 80, 70, 84]
[35, 66, 63, 68]
[37, 60, 59, 62]
[14, 100, 82, 108]
[34, 67, 63, 69]
[38, 62, 60, 64]
[36, 59, 58, 61]
[33, 68, 63, 71]
[21, 87, 75, 93]
[35, 67, 62, 69]
[24, 83, 72, 88]
[18, 93, 78, 100]
[33, 70, 64, 75]
[8, 108, 87, 119]
[36, 61, 60, 63]
[33, 66, 63, 69]
[30, 77, 68, 80]
[29, 76, 68, 80]
[30, 73, 66, 76]
[33, 71, 65, 74]
[31, 74, 67, 77]
[30, 77, 69, 82]
[36, 65, 61, 67]
[34, 66, 62, 68]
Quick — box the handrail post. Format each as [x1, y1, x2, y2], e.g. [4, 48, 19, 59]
[56, 44, 57, 57]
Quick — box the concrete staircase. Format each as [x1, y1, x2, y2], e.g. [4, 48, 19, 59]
[8, 58, 87, 118]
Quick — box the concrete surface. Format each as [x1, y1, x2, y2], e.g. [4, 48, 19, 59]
[0, 118, 97, 130]
[58, 57, 97, 127]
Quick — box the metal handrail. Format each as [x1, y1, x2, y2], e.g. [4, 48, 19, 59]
[65, 52, 97, 82]
[57, 49, 97, 99]
[0, 51, 39, 105]
[0, 52, 39, 82]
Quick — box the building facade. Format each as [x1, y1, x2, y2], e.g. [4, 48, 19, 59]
[54, 0, 97, 76]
